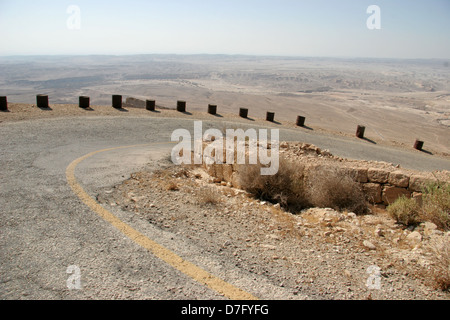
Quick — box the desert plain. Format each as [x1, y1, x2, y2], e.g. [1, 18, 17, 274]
[1, 55, 449, 156]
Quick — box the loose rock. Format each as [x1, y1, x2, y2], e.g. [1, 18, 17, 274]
[363, 240, 376, 250]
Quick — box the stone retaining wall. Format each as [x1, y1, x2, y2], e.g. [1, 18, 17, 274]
[199, 141, 449, 206]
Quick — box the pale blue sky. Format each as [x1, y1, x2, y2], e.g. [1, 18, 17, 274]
[0, 0, 449, 58]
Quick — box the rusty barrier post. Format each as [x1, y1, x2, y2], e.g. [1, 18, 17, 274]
[296, 116, 306, 127]
[0, 96, 7, 111]
[177, 100, 186, 112]
[208, 104, 217, 115]
[37, 95, 49, 109]
[356, 125, 366, 139]
[266, 112, 275, 122]
[112, 95, 122, 109]
[79, 96, 90, 109]
[239, 108, 248, 118]
[146, 100, 156, 111]
[414, 140, 424, 151]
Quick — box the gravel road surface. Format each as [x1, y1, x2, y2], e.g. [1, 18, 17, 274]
[0, 113, 449, 300]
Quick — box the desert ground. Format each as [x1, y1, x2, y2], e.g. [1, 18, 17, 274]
[1, 55, 449, 156]
[0, 55, 449, 301]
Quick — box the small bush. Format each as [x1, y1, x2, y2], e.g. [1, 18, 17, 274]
[427, 234, 450, 291]
[387, 195, 421, 226]
[197, 187, 220, 206]
[238, 160, 368, 214]
[421, 182, 450, 231]
[237, 157, 308, 212]
[306, 167, 368, 215]
[387, 182, 449, 230]
[164, 180, 179, 191]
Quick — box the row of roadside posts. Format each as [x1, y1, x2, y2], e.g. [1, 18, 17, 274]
[0, 94, 426, 151]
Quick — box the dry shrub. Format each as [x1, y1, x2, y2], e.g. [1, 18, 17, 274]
[153, 170, 179, 191]
[237, 157, 308, 212]
[387, 195, 421, 226]
[421, 182, 450, 231]
[387, 182, 449, 230]
[237, 159, 368, 214]
[427, 234, 450, 291]
[239, 158, 368, 214]
[197, 186, 220, 206]
[306, 166, 368, 215]
[165, 180, 179, 191]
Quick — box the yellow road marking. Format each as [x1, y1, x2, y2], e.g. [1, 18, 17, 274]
[66, 143, 258, 300]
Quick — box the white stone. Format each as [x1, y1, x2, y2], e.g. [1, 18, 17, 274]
[346, 212, 357, 219]
[423, 222, 437, 236]
[260, 244, 277, 250]
[363, 240, 376, 250]
[406, 231, 422, 243]
[374, 225, 385, 237]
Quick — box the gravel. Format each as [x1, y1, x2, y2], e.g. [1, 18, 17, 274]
[99, 162, 449, 300]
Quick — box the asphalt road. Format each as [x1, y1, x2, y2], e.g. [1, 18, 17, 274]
[0, 115, 449, 300]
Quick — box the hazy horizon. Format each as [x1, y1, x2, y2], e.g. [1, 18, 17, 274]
[1, 0, 449, 59]
[1, 53, 449, 62]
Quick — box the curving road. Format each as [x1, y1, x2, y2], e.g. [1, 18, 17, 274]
[0, 115, 449, 300]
